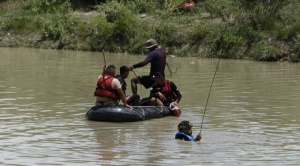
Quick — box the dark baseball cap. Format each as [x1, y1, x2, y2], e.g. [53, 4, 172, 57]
[178, 120, 193, 131]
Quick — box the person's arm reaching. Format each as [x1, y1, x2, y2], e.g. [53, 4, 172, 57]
[194, 133, 202, 141]
[130, 54, 154, 70]
[170, 82, 182, 103]
[116, 88, 132, 109]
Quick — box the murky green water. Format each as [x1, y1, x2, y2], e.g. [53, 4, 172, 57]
[1, 47, 299, 165]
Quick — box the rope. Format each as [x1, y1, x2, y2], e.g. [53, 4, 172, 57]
[199, 57, 221, 134]
[166, 62, 173, 78]
[131, 69, 142, 94]
[131, 107, 145, 119]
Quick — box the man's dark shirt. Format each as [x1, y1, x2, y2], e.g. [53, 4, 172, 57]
[132, 48, 166, 77]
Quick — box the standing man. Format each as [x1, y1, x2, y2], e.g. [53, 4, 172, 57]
[115, 66, 140, 106]
[129, 39, 167, 94]
[94, 65, 131, 108]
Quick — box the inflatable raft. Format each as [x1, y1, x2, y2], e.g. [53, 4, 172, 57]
[86, 105, 171, 122]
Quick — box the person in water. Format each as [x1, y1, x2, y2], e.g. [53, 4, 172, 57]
[149, 72, 182, 116]
[115, 66, 140, 106]
[175, 120, 202, 141]
[94, 65, 131, 108]
[129, 39, 167, 94]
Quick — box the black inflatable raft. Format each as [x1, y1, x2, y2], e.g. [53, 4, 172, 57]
[86, 105, 171, 122]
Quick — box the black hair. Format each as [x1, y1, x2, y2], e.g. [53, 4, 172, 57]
[153, 71, 165, 78]
[105, 65, 116, 75]
[120, 66, 129, 74]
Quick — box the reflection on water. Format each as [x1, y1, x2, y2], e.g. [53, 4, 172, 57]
[0, 48, 300, 165]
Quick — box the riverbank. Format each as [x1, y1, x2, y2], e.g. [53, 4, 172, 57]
[0, 0, 299, 62]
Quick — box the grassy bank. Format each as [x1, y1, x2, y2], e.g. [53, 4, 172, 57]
[0, 0, 300, 62]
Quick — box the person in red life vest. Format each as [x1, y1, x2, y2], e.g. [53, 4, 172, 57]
[94, 65, 131, 108]
[129, 39, 167, 95]
[115, 66, 140, 106]
[149, 72, 182, 116]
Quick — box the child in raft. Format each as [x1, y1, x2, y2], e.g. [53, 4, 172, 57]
[175, 120, 202, 141]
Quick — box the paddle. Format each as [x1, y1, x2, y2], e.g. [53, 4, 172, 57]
[166, 62, 173, 78]
[102, 50, 106, 65]
[130, 69, 143, 95]
[101, 50, 107, 75]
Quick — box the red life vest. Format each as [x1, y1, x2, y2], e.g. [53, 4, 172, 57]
[161, 80, 177, 101]
[94, 75, 119, 100]
[184, 1, 195, 7]
[183, 1, 195, 12]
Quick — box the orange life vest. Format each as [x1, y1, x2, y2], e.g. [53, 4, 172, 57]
[94, 75, 119, 100]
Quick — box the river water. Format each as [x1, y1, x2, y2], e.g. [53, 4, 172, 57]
[0, 47, 299, 165]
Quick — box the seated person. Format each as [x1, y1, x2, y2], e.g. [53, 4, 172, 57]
[149, 72, 182, 116]
[175, 120, 202, 141]
[94, 65, 131, 108]
[115, 66, 140, 106]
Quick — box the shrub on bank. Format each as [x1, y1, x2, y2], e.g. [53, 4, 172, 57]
[0, 0, 300, 62]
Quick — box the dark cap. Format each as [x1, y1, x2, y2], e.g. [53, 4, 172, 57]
[145, 39, 158, 49]
[153, 71, 165, 78]
[178, 120, 193, 131]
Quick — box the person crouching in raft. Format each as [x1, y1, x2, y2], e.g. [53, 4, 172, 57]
[149, 72, 182, 116]
[175, 120, 202, 141]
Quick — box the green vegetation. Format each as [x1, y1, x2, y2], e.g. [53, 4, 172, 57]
[0, 0, 300, 62]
